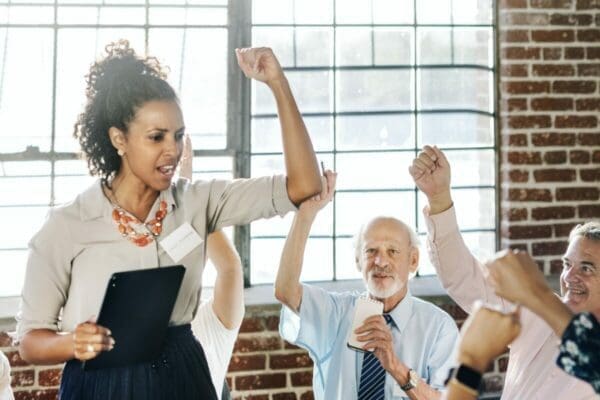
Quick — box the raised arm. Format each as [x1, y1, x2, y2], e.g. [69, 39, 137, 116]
[206, 231, 244, 329]
[274, 171, 336, 312]
[236, 47, 321, 204]
[410, 145, 506, 313]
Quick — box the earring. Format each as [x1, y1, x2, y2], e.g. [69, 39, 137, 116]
[117, 149, 124, 157]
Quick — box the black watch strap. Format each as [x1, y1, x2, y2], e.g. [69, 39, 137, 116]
[450, 364, 482, 391]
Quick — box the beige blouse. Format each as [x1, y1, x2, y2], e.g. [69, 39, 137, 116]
[16, 175, 295, 340]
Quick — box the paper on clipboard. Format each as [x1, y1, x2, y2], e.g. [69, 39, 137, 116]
[347, 297, 384, 352]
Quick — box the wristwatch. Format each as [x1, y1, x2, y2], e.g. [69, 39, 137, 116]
[448, 364, 482, 393]
[400, 369, 419, 391]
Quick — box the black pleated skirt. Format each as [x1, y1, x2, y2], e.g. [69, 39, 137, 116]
[59, 324, 218, 400]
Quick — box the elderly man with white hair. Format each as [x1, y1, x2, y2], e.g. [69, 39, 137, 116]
[275, 171, 458, 400]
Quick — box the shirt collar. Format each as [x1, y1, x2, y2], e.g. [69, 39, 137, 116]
[79, 179, 178, 221]
[384, 289, 414, 334]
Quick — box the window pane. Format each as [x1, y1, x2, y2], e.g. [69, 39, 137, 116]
[336, 28, 372, 66]
[296, 28, 333, 67]
[374, 28, 413, 66]
[337, 114, 414, 150]
[443, 149, 495, 187]
[252, 116, 333, 152]
[418, 28, 452, 65]
[336, 70, 413, 112]
[0, 28, 54, 152]
[252, 0, 293, 24]
[149, 7, 227, 25]
[453, 0, 493, 24]
[252, 27, 295, 67]
[294, 0, 333, 24]
[336, 238, 362, 280]
[335, 0, 372, 24]
[0, 207, 49, 250]
[372, 0, 413, 24]
[0, 250, 27, 297]
[416, 0, 451, 24]
[418, 113, 494, 148]
[336, 152, 415, 190]
[2, 5, 54, 24]
[55, 160, 96, 204]
[335, 192, 416, 237]
[418, 69, 492, 111]
[454, 28, 493, 67]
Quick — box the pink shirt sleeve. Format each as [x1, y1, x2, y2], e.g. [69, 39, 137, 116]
[424, 205, 509, 314]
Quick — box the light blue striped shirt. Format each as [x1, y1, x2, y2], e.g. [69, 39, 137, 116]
[280, 284, 458, 400]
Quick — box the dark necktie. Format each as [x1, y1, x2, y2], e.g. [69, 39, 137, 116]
[357, 314, 393, 400]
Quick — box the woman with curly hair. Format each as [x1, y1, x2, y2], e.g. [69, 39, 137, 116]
[16, 40, 321, 400]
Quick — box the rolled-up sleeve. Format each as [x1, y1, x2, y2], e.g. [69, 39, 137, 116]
[16, 208, 72, 341]
[201, 175, 296, 232]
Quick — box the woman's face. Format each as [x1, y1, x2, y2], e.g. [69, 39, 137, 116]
[117, 100, 185, 192]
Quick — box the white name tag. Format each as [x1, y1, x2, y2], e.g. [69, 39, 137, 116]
[159, 222, 203, 263]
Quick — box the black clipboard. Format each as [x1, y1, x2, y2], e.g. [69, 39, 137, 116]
[83, 265, 186, 371]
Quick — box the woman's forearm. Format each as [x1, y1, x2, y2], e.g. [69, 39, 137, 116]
[19, 329, 74, 365]
[269, 77, 321, 204]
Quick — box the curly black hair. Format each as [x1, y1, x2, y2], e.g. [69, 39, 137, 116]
[73, 39, 178, 185]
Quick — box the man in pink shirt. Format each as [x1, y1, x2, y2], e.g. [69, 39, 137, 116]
[409, 145, 599, 400]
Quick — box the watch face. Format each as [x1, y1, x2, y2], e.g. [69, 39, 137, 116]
[408, 369, 419, 386]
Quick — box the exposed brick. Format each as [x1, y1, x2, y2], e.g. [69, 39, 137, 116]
[534, 168, 576, 181]
[504, 207, 528, 221]
[506, 116, 552, 129]
[552, 80, 596, 93]
[273, 393, 298, 400]
[234, 373, 287, 390]
[578, 63, 600, 76]
[483, 374, 506, 393]
[234, 336, 282, 353]
[550, 14, 593, 25]
[578, 133, 600, 145]
[532, 30, 575, 42]
[291, 371, 313, 387]
[593, 150, 600, 163]
[0, 332, 13, 347]
[507, 188, 552, 201]
[507, 151, 542, 164]
[570, 150, 591, 163]
[271, 353, 313, 369]
[507, 225, 552, 239]
[239, 317, 265, 333]
[576, 99, 600, 110]
[577, 29, 600, 41]
[508, 243, 529, 252]
[284, 341, 302, 350]
[555, 222, 579, 236]
[531, 0, 573, 7]
[439, 304, 469, 320]
[235, 396, 268, 400]
[38, 368, 61, 387]
[5, 351, 28, 367]
[532, 241, 569, 256]
[565, 46, 586, 59]
[580, 167, 600, 181]
[506, 133, 528, 146]
[532, 132, 576, 146]
[504, 98, 528, 111]
[499, 0, 528, 6]
[502, 47, 541, 60]
[11, 370, 34, 387]
[509, 169, 530, 182]
[300, 391, 315, 400]
[497, 355, 509, 373]
[228, 354, 266, 372]
[576, 0, 600, 9]
[531, 97, 573, 111]
[13, 390, 59, 400]
[587, 47, 600, 59]
[543, 47, 563, 60]
[502, 29, 530, 42]
[501, 64, 529, 77]
[502, 81, 549, 94]
[555, 115, 597, 128]
[266, 316, 280, 331]
[500, 13, 550, 26]
[550, 259, 566, 273]
[556, 187, 599, 200]
[544, 150, 567, 164]
[532, 206, 576, 220]
[580, 204, 600, 217]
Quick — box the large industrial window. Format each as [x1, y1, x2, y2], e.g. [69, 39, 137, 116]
[0, 0, 496, 302]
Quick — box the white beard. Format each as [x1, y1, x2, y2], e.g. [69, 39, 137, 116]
[366, 275, 404, 299]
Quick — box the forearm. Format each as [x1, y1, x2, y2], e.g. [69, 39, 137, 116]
[443, 380, 477, 400]
[390, 361, 441, 400]
[268, 78, 321, 204]
[274, 212, 314, 311]
[427, 190, 453, 216]
[523, 288, 572, 337]
[19, 329, 74, 365]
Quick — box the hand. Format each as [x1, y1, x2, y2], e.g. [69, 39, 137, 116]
[486, 249, 552, 306]
[458, 303, 521, 373]
[297, 170, 336, 219]
[408, 145, 452, 214]
[178, 134, 193, 180]
[72, 318, 114, 361]
[355, 315, 401, 374]
[235, 47, 284, 86]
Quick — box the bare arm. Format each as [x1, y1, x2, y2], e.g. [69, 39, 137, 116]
[236, 47, 321, 204]
[19, 322, 113, 365]
[206, 230, 244, 330]
[274, 171, 336, 312]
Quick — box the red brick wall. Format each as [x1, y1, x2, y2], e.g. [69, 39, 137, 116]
[2, 0, 599, 398]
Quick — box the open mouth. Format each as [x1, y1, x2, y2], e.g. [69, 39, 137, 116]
[158, 165, 175, 177]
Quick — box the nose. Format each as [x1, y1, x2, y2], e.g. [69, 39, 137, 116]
[164, 134, 179, 157]
[374, 252, 389, 268]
